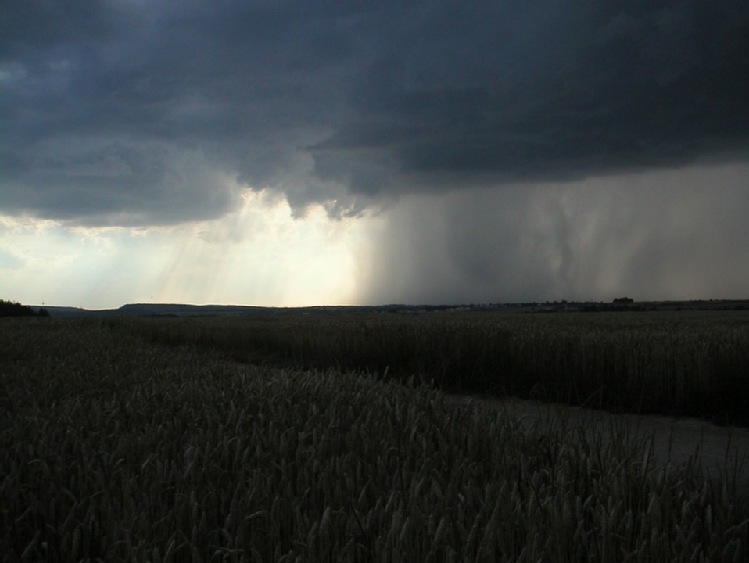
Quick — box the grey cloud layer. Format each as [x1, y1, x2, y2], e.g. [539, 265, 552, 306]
[2, 1, 748, 224]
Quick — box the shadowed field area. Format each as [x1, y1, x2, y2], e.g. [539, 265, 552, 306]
[119, 310, 749, 426]
[2, 318, 748, 561]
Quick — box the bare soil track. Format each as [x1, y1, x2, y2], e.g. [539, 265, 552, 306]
[452, 393, 749, 491]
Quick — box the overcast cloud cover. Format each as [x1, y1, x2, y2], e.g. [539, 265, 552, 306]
[2, 1, 749, 304]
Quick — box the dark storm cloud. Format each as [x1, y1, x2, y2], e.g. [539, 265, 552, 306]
[322, 1, 749, 190]
[1, 1, 748, 224]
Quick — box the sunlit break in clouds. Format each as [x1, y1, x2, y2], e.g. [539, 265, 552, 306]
[1, 1, 749, 307]
[0, 192, 366, 309]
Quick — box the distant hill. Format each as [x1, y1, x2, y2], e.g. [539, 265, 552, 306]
[41, 306, 95, 317]
[29, 299, 749, 318]
[38, 302, 490, 318]
[117, 303, 277, 317]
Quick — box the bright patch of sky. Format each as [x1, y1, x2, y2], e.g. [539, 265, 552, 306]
[0, 191, 371, 309]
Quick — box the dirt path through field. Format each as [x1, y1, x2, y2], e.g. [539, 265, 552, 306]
[451, 393, 749, 489]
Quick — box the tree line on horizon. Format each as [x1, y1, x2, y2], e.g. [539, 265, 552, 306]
[0, 299, 49, 318]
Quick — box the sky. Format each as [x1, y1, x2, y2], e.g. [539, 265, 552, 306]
[2, 1, 749, 308]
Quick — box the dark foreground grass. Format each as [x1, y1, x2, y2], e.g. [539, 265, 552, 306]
[2, 319, 748, 561]
[115, 311, 749, 425]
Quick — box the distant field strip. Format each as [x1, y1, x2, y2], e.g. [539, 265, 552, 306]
[119, 311, 749, 425]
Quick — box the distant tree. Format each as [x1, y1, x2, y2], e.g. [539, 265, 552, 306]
[613, 297, 634, 305]
[0, 299, 49, 318]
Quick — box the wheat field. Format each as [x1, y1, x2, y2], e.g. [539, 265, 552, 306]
[2, 317, 748, 561]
